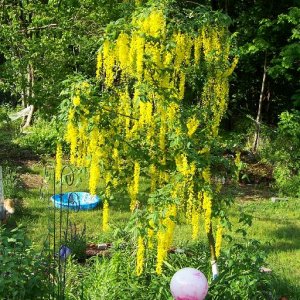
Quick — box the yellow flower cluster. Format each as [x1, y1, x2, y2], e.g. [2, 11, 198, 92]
[175, 154, 196, 177]
[55, 143, 63, 182]
[72, 95, 80, 107]
[155, 205, 176, 274]
[139, 101, 152, 128]
[192, 206, 200, 240]
[65, 109, 77, 165]
[89, 151, 100, 196]
[116, 33, 130, 71]
[203, 191, 212, 234]
[136, 236, 145, 276]
[128, 162, 140, 211]
[186, 182, 194, 221]
[156, 229, 166, 275]
[102, 200, 109, 232]
[187, 115, 200, 137]
[149, 164, 157, 193]
[103, 40, 114, 87]
[215, 220, 223, 258]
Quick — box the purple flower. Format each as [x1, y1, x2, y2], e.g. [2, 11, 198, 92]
[59, 245, 71, 260]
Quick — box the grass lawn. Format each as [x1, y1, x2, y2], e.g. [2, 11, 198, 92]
[3, 160, 300, 299]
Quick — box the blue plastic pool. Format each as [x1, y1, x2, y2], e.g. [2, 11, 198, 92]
[50, 192, 100, 211]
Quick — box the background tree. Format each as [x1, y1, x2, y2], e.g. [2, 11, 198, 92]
[0, 0, 134, 120]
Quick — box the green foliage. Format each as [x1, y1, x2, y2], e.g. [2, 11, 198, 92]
[16, 117, 59, 155]
[0, 0, 135, 115]
[210, 240, 274, 299]
[0, 225, 49, 300]
[0, 106, 10, 128]
[64, 238, 274, 300]
[1, 166, 21, 199]
[268, 110, 300, 196]
[0, 105, 20, 133]
[65, 222, 87, 261]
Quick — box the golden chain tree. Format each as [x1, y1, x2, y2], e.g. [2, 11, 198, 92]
[56, 3, 237, 277]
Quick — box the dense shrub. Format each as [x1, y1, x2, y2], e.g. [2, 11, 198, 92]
[16, 117, 59, 155]
[0, 225, 49, 299]
[265, 110, 300, 196]
[65, 239, 275, 300]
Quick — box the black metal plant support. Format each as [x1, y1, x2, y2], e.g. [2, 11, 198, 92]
[40, 164, 79, 300]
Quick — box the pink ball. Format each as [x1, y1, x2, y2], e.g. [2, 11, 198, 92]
[170, 267, 208, 300]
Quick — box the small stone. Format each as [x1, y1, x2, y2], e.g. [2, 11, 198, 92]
[271, 197, 289, 203]
[260, 266, 272, 273]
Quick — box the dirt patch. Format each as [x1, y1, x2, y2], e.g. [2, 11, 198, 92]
[235, 183, 275, 201]
[20, 173, 44, 189]
[85, 243, 112, 258]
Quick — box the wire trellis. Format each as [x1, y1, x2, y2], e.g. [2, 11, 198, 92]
[40, 164, 80, 300]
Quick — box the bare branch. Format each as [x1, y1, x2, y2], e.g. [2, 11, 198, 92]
[21, 23, 59, 32]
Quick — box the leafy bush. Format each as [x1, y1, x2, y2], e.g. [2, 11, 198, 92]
[64, 222, 87, 261]
[16, 117, 59, 155]
[0, 225, 49, 299]
[209, 240, 275, 299]
[1, 165, 22, 199]
[265, 110, 300, 196]
[65, 239, 275, 300]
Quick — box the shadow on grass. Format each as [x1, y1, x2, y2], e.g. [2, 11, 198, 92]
[271, 274, 300, 300]
[261, 224, 300, 252]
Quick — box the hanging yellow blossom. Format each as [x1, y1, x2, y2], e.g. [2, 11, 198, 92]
[178, 72, 186, 100]
[116, 32, 130, 71]
[103, 40, 115, 87]
[156, 230, 167, 275]
[203, 191, 212, 233]
[194, 34, 202, 65]
[128, 162, 140, 211]
[174, 32, 186, 71]
[149, 164, 157, 192]
[186, 182, 194, 221]
[191, 206, 200, 240]
[164, 204, 177, 249]
[136, 36, 145, 81]
[225, 56, 239, 77]
[102, 200, 109, 232]
[72, 95, 80, 107]
[136, 235, 145, 275]
[149, 9, 165, 38]
[55, 143, 63, 182]
[89, 151, 100, 196]
[215, 220, 223, 258]
[187, 115, 200, 137]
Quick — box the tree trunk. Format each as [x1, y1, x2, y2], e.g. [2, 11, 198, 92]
[207, 222, 219, 279]
[21, 63, 34, 128]
[252, 53, 267, 153]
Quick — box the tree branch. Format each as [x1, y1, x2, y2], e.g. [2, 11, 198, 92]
[21, 23, 59, 32]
